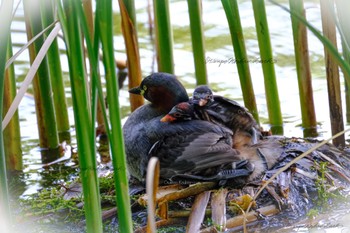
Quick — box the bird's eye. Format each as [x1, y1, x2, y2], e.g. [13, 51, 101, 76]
[140, 85, 148, 96]
[174, 113, 181, 118]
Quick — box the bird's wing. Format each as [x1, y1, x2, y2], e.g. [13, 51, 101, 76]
[211, 95, 258, 131]
[148, 130, 242, 179]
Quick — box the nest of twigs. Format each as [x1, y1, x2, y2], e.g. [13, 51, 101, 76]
[135, 136, 350, 232]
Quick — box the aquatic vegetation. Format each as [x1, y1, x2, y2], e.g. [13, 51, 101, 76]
[20, 185, 85, 223]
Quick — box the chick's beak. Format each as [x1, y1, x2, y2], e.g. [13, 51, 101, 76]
[198, 98, 208, 106]
[128, 86, 142, 95]
[160, 114, 176, 122]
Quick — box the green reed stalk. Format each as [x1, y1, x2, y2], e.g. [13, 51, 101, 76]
[73, 0, 110, 149]
[221, 0, 260, 124]
[3, 37, 22, 171]
[58, 1, 103, 232]
[75, 3, 133, 230]
[119, 0, 144, 112]
[289, 0, 317, 137]
[252, 0, 283, 134]
[40, 0, 70, 142]
[153, 0, 174, 73]
[320, 0, 344, 147]
[97, 1, 133, 231]
[82, 0, 106, 136]
[0, 0, 14, 229]
[187, 0, 208, 85]
[23, 0, 60, 151]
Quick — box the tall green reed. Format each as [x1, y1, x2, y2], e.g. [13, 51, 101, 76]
[3, 37, 22, 171]
[80, 0, 108, 136]
[23, 0, 60, 154]
[58, 0, 133, 231]
[40, 0, 70, 141]
[221, 0, 260, 124]
[0, 0, 14, 230]
[153, 0, 174, 73]
[98, 0, 133, 231]
[187, 0, 208, 85]
[252, 0, 283, 134]
[289, 0, 317, 137]
[58, 0, 103, 232]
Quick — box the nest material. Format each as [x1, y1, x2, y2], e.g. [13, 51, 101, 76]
[136, 137, 350, 232]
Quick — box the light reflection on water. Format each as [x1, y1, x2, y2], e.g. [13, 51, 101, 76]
[9, 0, 350, 231]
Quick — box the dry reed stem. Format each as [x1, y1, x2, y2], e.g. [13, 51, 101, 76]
[186, 191, 211, 233]
[146, 157, 160, 233]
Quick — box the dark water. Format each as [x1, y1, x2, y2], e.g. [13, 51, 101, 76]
[7, 0, 350, 232]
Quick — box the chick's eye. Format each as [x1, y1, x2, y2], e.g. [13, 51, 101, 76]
[173, 113, 181, 118]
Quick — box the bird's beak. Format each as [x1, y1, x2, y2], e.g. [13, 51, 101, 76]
[128, 86, 142, 95]
[198, 99, 208, 106]
[160, 114, 176, 122]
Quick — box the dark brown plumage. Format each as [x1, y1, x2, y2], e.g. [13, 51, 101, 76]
[123, 73, 252, 184]
[162, 101, 281, 182]
[191, 85, 261, 149]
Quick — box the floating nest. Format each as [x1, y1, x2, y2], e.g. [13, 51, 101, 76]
[133, 136, 350, 232]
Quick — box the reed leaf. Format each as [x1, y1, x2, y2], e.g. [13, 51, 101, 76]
[3, 36, 22, 171]
[0, 0, 14, 229]
[122, 0, 136, 24]
[119, 0, 144, 112]
[187, 0, 208, 85]
[252, 0, 283, 134]
[221, 0, 260, 124]
[40, 0, 70, 141]
[5, 21, 56, 70]
[270, 1, 350, 84]
[23, 0, 59, 151]
[153, 0, 174, 73]
[289, 0, 317, 137]
[58, 1, 103, 232]
[97, 0, 133, 232]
